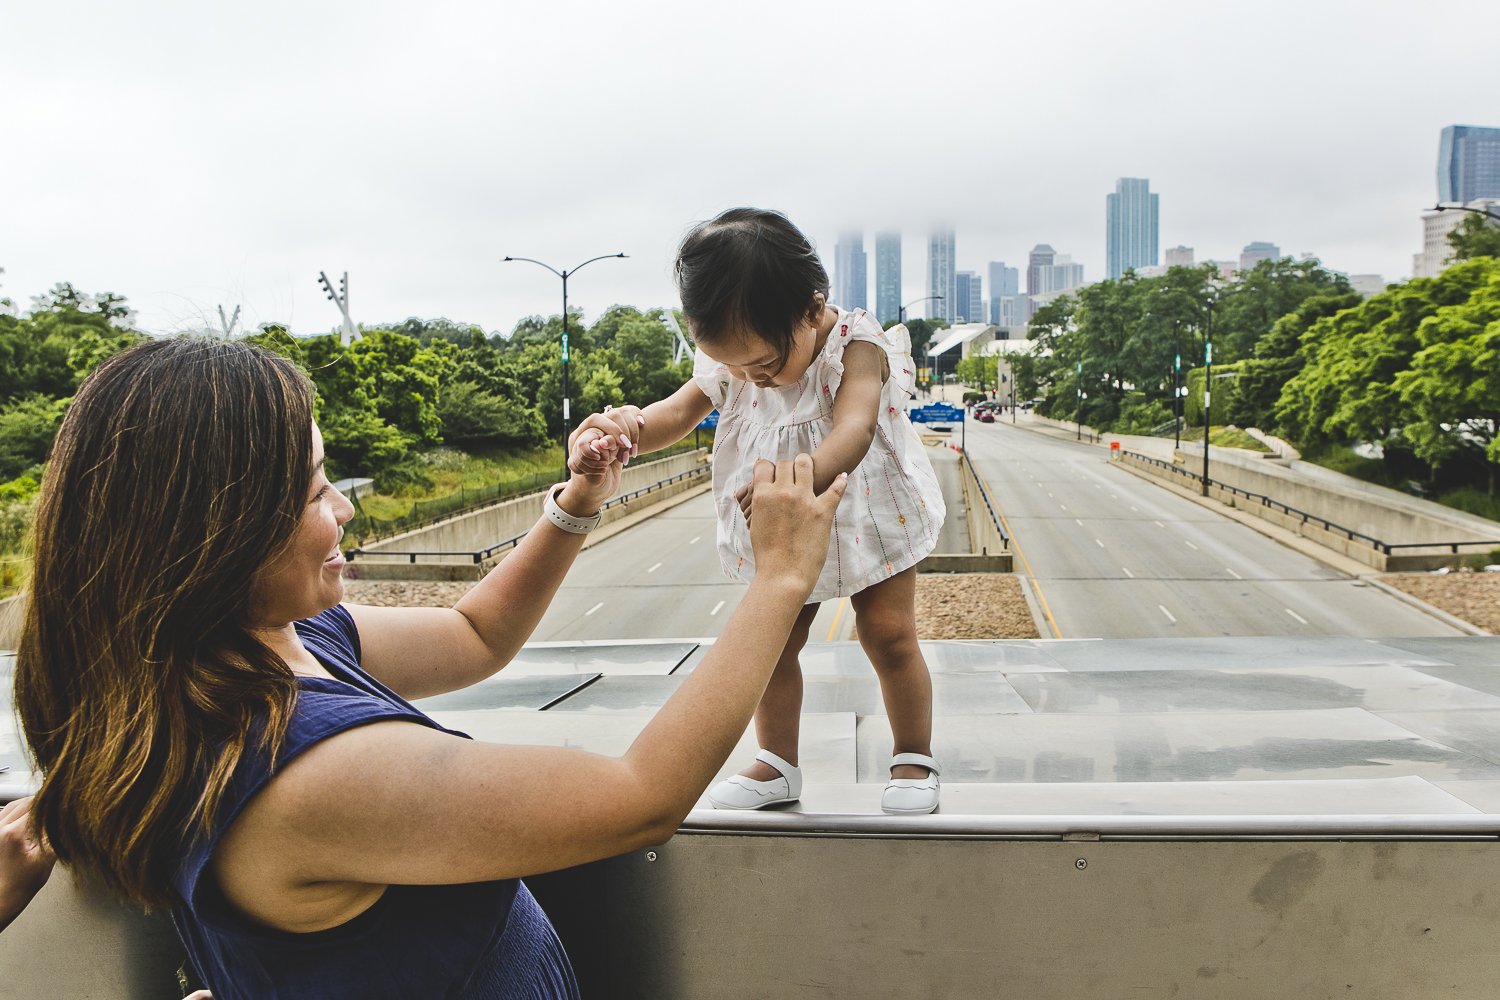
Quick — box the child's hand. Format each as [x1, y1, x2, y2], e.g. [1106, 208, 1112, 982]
[733, 480, 755, 526]
[0, 795, 55, 932]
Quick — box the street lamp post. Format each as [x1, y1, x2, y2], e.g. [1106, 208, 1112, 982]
[900, 295, 944, 399]
[1200, 295, 1215, 496]
[1173, 321, 1183, 450]
[1432, 202, 1500, 222]
[502, 252, 627, 448]
[1075, 360, 1083, 441]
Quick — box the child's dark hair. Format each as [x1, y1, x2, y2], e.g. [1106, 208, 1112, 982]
[675, 208, 830, 367]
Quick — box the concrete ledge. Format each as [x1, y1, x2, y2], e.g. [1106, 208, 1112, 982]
[917, 553, 1013, 573]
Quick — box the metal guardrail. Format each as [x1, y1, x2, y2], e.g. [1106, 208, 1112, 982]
[956, 447, 1009, 549]
[1121, 450, 1500, 558]
[347, 465, 710, 565]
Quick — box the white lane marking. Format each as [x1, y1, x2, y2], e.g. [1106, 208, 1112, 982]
[1122, 566, 1135, 578]
[1059, 503, 1068, 511]
[1286, 608, 1309, 625]
[710, 600, 725, 616]
[1184, 540, 1199, 551]
[1130, 506, 1139, 512]
[1047, 492, 1054, 498]
[585, 602, 604, 616]
[689, 536, 701, 544]
[1154, 520, 1166, 528]
[1074, 518, 1084, 526]
[1095, 538, 1105, 548]
[1159, 605, 1177, 624]
[1110, 493, 1118, 499]
[1226, 567, 1243, 579]
[648, 561, 662, 573]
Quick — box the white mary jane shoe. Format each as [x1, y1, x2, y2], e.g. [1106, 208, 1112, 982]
[707, 749, 802, 810]
[881, 753, 941, 815]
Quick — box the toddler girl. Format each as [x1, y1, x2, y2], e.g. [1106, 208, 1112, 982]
[572, 208, 946, 814]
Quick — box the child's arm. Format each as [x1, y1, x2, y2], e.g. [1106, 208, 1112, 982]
[734, 341, 886, 523]
[569, 381, 714, 477]
[808, 341, 887, 492]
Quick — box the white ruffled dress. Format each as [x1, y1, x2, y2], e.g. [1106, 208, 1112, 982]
[693, 308, 947, 603]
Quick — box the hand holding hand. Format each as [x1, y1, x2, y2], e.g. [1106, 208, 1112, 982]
[565, 405, 646, 512]
[0, 795, 56, 932]
[745, 454, 847, 598]
[732, 481, 755, 526]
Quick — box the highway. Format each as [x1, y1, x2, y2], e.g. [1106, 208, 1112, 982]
[527, 419, 1461, 643]
[962, 416, 1461, 639]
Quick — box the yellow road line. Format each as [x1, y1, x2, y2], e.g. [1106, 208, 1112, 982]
[825, 596, 849, 641]
[996, 507, 1064, 639]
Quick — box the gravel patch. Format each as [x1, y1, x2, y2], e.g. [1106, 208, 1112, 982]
[1381, 572, 1500, 634]
[346, 573, 1044, 642]
[911, 573, 1040, 639]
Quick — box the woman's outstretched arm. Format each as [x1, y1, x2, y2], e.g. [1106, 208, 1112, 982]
[214, 457, 847, 935]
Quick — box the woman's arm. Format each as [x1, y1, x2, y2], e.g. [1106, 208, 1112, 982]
[0, 796, 55, 933]
[346, 416, 625, 701]
[214, 457, 847, 934]
[570, 382, 714, 480]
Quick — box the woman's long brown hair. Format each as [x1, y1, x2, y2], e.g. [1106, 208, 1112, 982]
[15, 337, 315, 909]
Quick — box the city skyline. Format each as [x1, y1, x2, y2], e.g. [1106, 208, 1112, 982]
[1, 1, 1494, 335]
[1106, 178, 1160, 280]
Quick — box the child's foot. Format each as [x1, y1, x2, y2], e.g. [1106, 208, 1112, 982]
[881, 753, 940, 815]
[707, 749, 802, 810]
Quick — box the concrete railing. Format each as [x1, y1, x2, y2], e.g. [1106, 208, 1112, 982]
[1117, 451, 1500, 571]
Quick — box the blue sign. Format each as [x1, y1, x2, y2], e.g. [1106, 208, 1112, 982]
[908, 403, 965, 424]
[696, 409, 720, 430]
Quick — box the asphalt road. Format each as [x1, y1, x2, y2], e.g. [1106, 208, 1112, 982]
[962, 416, 1461, 640]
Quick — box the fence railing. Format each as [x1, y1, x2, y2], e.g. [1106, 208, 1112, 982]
[347, 441, 705, 545]
[1120, 450, 1500, 558]
[956, 447, 1009, 549]
[348, 464, 710, 566]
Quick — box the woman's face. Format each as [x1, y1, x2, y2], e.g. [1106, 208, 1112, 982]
[249, 422, 355, 628]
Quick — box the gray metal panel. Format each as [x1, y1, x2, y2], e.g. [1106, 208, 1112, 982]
[855, 708, 1500, 783]
[413, 673, 601, 712]
[1375, 709, 1500, 768]
[1033, 635, 1453, 671]
[542, 675, 684, 712]
[497, 641, 698, 676]
[1005, 665, 1500, 714]
[529, 832, 1500, 1000]
[799, 674, 1033, 714]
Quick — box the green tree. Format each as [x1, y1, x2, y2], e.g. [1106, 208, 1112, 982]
[1448, 212, 1500, 262]
[0, 395, 68, 480]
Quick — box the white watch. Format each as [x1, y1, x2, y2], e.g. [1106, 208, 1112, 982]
[544, 484, 603, 534]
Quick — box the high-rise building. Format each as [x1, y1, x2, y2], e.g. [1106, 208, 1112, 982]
[928, 228, 957, 322]
[1106, 177, 1160, 279]
[834, 231, 867, 311]
[969, 274, 984, 324]
[987, 261, 1019, 324]
[1164, 245, 1195, 268]
[1239, 241, 1282, 272]
[1026, 244, 1055, 296]
[875, 231, 901, 324]
[1413, 201, 1500, 278]
[1033, 254, 1085, 294]
[1439, 125, 1500, 204]
[954, 271, 979, 322]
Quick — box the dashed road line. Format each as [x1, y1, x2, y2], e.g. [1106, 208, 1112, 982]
[1285, 608, 1309, 625]
[585, 602, 604, 616]
[1159, 605, 1177, 624]
[710, 600, 725, 616]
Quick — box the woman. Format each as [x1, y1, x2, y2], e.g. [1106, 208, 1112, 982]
[14, 337, 844, 998]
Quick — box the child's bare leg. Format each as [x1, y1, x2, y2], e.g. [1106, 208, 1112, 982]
[739, 601, 820, 780]
[850, 568, 933, 779]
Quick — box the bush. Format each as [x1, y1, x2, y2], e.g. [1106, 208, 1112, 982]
[437, 381, 547, 448]
[962, 391, 985, 405]
[1109, 395, 1172, 435]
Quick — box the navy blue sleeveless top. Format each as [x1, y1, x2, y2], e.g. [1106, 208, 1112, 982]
[169, 605, 579, 999]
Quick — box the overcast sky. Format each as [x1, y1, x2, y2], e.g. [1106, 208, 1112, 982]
[1, 0, 1493, 335]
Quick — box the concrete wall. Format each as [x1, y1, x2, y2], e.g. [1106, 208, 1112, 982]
[1118, 451, 1500, 571]
[348, 450, 710, 580]
[0, 594, 21, 649]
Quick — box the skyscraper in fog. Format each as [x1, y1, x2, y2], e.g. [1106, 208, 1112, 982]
[834, 231, 867, 311]
[1106, 177, 1160, 279]
[954, 271, 982, 323]
[1164, 245, 1195, 268]
[1239, 241, 1281, 272]
[928, 228, 957, 323]
[1439, 125, 1500, 203]
[875, 231, 901, 324]
[1026, 245, 1055, 296]
[987, 261, 1019, 324]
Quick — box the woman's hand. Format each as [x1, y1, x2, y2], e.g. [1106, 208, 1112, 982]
[745, 455, 846, 597]
[0, 795, 56, 932]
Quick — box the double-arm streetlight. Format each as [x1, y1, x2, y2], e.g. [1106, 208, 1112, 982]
[501, 252, 627, 447]
[1199, 293, 1217, 496]
[1432, 202, 1500, 222]
[900, 295, 944, 398]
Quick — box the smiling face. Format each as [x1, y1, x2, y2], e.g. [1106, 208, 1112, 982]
[248, 422, 356, 627]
